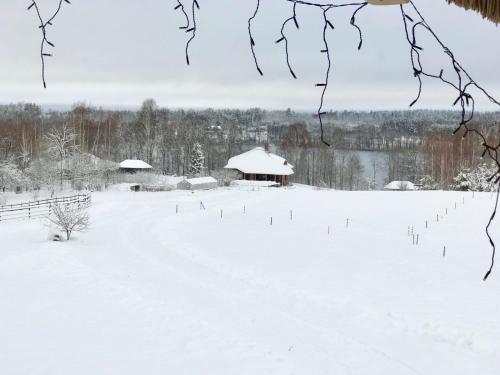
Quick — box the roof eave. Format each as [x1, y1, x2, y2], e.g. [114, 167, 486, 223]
[448, 0, 500, 24]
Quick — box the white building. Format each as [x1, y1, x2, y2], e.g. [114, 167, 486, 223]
[224, 147, 294, 186]
[119, 160, 153, 173]
[177, 176, 218, 191]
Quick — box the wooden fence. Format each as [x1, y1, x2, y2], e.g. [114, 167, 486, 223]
[0, 193, 91, 223]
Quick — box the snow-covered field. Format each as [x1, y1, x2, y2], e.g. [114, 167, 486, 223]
[1, 186, 499, 374]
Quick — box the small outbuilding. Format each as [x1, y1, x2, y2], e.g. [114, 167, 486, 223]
[224, 147, 294, 186]
[384, 181, 416, 191]
[177, 176, 218, 191]
[119, 160, 153, 174]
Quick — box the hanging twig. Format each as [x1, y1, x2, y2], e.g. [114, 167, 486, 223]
[174, 0, 190, 31]
[484, 186, 500, 281]
[185, 0, 200, 65]
[276, 3, 299, 79]
[27, 0, 70, 88]
[316, 6, 334, 147]
[248, 0, 263, 76]
[400, 1, 500, 279]
[350, 3, 368, 50]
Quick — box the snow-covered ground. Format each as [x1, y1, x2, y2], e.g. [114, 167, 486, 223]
[1, 186, 499, 374]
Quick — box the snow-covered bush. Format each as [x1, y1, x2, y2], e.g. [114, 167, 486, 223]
[25, 158, 59, 193]
[47, 203, 89, 241]
[367, 178, 377, 191]
[419, 175, 439, 190]
[451, 164, 497, 192]
[210, 168, 240, 186]
[0, 163, 29, 191]
[67, 152, 119, 190]
[0, 193, 6, 206]
[452, 169, 471, 191]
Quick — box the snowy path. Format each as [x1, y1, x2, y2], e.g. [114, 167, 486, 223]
[1, 188, 499, 374]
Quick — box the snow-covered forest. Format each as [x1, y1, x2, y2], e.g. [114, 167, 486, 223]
[0, 101, 499, 193]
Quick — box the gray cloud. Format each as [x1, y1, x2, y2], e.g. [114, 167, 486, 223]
[0, 0, 499, 110]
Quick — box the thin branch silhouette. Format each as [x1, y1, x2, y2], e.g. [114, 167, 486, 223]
[174, 0, 190, 31]
[401, 1, 500, 280]
[176, 0, 368, 145]
[316, 6, 334, 147]
[248, 0, 263, 76]
[28, 0, 70, 88]
[185, 0, 199, 65]
[276, 2, 299, 79]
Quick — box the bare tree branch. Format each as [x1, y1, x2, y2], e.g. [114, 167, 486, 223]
[27, 0, 71, 88]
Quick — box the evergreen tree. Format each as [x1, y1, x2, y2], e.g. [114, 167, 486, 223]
[189, 142, 205, 176]
[451, 163, 496, 192]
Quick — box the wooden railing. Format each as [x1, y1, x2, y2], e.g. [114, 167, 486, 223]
[0, 193, 91, 223]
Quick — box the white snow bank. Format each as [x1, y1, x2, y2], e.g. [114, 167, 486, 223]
[1, 188, 499, 375]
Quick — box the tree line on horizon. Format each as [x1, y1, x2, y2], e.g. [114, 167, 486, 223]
[0, 100, 499, 193]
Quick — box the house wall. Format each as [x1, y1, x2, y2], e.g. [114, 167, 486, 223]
[241, 171, 289, 186]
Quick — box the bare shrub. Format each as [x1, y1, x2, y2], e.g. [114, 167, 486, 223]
[48, 203, 89, 241]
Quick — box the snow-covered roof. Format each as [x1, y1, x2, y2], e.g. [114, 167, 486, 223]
[384, 181, 416, 191]
[184, 176, 218, 185]
[224, 147, 294, 176]
[119, 160, 152, 169]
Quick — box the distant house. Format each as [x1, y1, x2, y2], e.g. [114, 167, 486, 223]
[119, 160, 153, 174]
[224, 147, 294, 186]
[384, 181, 416, 191]
[177, 176, 218, 191]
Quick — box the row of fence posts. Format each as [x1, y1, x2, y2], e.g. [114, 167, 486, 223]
[407, 193, 474, 257]
[174, 201, 350, 236]
[0, 193, 90, 223]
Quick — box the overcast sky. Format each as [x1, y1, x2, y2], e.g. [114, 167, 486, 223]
[0, 0, 499, 111]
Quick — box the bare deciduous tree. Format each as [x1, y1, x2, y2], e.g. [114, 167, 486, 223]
[48, 202, 89, 241]
[44, 124, 77, 187]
